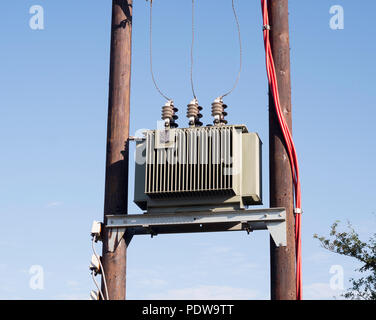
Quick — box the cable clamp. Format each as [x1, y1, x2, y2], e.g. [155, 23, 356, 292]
[294, 208, 303, 215]
[263, 24, 271, 31]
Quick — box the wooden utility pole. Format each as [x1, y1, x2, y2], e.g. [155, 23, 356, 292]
[268, 0, 296, 300]
[101, 0, 133, 300]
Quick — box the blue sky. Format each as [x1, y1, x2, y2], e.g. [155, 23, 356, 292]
[0, 0, 375, 299]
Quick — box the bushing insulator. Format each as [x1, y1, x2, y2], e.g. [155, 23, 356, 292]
[187, 99, 203, 127]
[211, 97, 227, 125]
[162, 100, 178, 128]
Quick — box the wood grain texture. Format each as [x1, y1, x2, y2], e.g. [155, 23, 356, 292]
[268, 0, 297, 300]
[101, 0, 132, 300]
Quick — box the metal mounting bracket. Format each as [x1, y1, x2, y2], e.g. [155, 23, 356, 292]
[106, 207, 287, 247]
[107, 227, 134, 253]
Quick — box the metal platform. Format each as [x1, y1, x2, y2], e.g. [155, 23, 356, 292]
[105, 207, 287, 251]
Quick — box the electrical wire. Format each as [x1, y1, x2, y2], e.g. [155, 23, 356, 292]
[261, 0, 302, 300]
[149, 0, 172, 101]
[92, 237, 109, 300]
[262, 0, 302, 299]
[221, 0, 242, 99]
[190, 0, 197, 99]
[91, 271, 105, 300]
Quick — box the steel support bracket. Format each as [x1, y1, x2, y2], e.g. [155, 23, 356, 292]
[105, 207, 287, 247]
[107, 227, 134, 253]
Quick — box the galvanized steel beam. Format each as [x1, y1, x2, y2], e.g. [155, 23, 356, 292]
[106, 207, 287, 248]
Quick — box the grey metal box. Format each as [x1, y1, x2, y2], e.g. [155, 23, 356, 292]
[134, 124, 262, 213]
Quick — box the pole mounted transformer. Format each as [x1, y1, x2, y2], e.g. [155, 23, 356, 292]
[96, 0, 300, 301]
[134, 124, 262, 214]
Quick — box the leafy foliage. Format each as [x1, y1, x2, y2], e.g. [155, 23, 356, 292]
[314, 220, 376, 300]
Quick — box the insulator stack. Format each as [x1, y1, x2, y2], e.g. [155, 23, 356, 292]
[187, 98, 203, 127]
[161, 100, 178, 128]
[211, 97, 228, 125]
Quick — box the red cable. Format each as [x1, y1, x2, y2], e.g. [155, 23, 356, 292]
[261, 0, 302, 300]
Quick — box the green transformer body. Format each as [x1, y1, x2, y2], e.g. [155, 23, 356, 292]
[134, 125, 262, 214]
